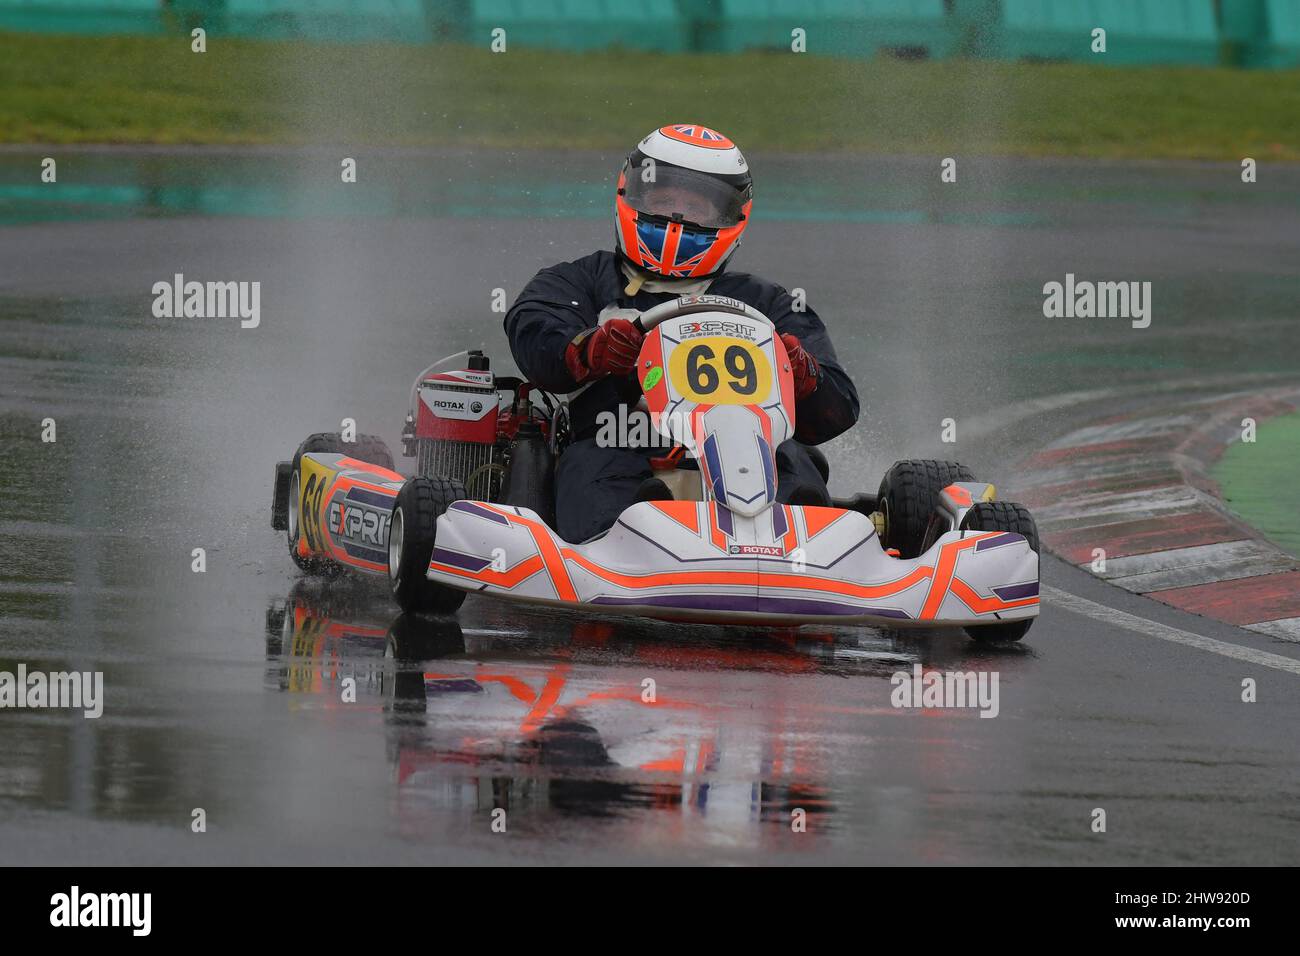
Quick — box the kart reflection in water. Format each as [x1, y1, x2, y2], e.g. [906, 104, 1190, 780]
[263, 578, 939, 841]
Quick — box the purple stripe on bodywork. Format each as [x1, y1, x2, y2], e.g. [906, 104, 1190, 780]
[593, 593, 754, 612]
[590, 592, 910, 619]
[714, 503, 734, 537]
[430, 547, 492, 573]
[975, 532, 1023, 551]
[757, 434, 776, 504]
[346, 487, 397, 508]
[450, 501, 510, 525]
[772, 503, 788, 540]
[342, 542, 387, 565]
[992, 581, 1039, 600]
[702, 434, 726, 502]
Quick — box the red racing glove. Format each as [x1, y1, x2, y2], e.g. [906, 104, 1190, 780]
[564, 317, 645, 384]
[781, 333, 821, 400]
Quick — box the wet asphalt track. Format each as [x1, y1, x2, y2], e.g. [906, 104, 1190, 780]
[1, 151, 1298, 864]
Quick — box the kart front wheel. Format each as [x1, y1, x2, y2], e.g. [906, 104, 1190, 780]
[960, 501, 1040, 643]
[877, 459, 976, 558]
[388, 477, 468, 614]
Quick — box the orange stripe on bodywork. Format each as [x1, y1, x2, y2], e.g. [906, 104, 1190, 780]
[561, 549, 933, 602]
[948, 577, 1039, 614]
[479, 504, 578, 602]
[708, 501, 729, 552]
[335, 474, 402, 498]
[919, 534, 1003, 619]
[336, 457, 405, 483]
[431, 553, 547, 589]
[944, 483, 974, 507]
[649, 500, 701, 535]
[801, 506, 847, 541]
[434, 502, 938, 608]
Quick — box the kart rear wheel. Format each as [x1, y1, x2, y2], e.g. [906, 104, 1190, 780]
[271, 461, 292, 530]
[960, 501, 1039, 643]
[388, 477, 469, 614]
[877, 459, 976, 558]
[293, 431, 394, 472]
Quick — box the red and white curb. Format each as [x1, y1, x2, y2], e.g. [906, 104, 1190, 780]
[1012, 387, 1300, 640]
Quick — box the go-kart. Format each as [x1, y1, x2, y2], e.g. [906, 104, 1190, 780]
[271, 295, 1041, 641]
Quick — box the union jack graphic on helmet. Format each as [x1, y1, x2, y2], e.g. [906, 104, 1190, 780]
[660, 125, 735, 149]
[633, 218, 721, 278]
[614, 124, 753, 280]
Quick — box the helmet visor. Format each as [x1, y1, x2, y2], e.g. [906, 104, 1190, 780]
[622, 163, 746, 229]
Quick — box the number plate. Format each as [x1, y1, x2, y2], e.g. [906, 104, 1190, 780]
[667, 336, 772, 405]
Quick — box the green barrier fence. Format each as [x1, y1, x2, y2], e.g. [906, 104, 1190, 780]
[997, 0, 1219, 65]
[1, 0, 1298, 67]
[468, 0, 689, 52]
[1222, 0, 1300, 65]
[0, 0, 163, 35]
[701, 0, 953, 57]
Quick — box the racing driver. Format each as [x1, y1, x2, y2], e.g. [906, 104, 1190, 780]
[505, 123, 859, 542]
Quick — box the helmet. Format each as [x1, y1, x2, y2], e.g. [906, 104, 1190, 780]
[614, 124, 753, 281]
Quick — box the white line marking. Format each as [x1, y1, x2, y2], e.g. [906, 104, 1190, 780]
[1043, 585, 1300, 676]
[1245, 617, 1300, 643]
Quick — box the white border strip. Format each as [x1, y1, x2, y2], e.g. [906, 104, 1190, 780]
[1043, 585, 1300, 676]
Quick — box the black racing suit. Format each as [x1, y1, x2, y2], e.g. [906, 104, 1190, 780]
[505, 250, 860, 542]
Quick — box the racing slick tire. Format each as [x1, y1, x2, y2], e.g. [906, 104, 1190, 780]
[959, 501, 1040, 643]
[877, 459, 976, 559]
[271, 461, 292, 531]
[388, 477, 469, 615]
[293, 431, 395, 472]
[286, 432, 395, 574]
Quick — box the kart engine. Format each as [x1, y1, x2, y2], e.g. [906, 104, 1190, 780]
[402, 351, 500, 499]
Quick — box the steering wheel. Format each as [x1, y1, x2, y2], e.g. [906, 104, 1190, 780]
[633, 294, 774, 333]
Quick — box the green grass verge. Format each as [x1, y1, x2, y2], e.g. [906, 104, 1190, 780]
[2, 31, 1298, 159]
[1213, 411, 1300, 560]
